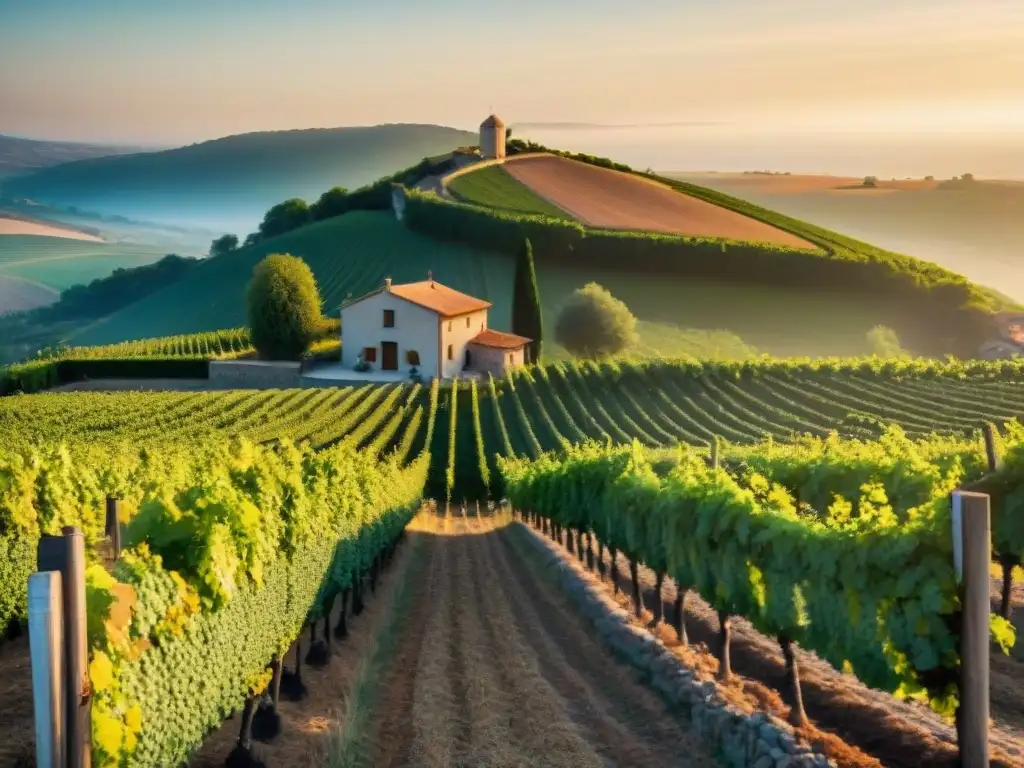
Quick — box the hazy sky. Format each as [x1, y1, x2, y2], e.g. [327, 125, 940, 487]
[1, 0, 1022, 145]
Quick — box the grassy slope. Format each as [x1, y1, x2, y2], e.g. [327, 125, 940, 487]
[74, 212, 515, 344]
[2, 125, 477, 223]
[447, 165, 573, 219]
[0, 236, 172, 290]
[71, 211, 893, 358]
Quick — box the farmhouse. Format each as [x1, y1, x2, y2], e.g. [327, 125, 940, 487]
[980, 312, 1024, 359]
[340, 276, 530, 380]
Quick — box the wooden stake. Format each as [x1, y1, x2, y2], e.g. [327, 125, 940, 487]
[38, 527, 90, 768]
[29, 571, 65, 768]
[951, 490, 990, 768]
[104, 498, 121, 562]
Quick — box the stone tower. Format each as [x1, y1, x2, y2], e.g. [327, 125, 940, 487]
[479, 114, 506, 160]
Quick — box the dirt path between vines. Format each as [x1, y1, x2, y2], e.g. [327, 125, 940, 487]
[355, 514, 714, 768]
[188, 528, 418, 768]
[599, 550, 1024, 768]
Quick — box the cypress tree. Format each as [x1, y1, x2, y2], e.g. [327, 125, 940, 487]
[512, 238, 543, 363]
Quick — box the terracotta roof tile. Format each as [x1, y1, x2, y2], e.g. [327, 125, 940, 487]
[388, 280, 491, 317]
[469, 328, 531, 349]
[480, 114, 505, 129]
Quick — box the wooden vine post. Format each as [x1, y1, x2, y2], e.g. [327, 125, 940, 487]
[950, 490, 991, 768]
[37, 526, 91, 768]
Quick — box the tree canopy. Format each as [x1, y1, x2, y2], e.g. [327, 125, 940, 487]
[245, 253, 323, 360]
[554, 283, 637, 358]
[208, 234, 239, 258]
[258, 198, 311, 240]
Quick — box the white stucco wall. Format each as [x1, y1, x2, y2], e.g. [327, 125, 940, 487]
[341, 292, 441, 378]
[439, 309, 489, 379]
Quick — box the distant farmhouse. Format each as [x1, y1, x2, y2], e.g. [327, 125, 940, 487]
[979, 311, 1024, 359]
[340, 276, 529, 380]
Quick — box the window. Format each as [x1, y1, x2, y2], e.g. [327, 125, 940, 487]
[508, 353, 514, 364]
[406, 350, 420, 366]
[363, 347, 377, 363]
[383, 309, 394, 328]
[447, 320, 452, 332]
[447, 344, 453, 360]
[466, 317, 471, 328]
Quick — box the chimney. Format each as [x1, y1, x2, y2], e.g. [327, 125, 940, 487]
[384, 277, 392, 289]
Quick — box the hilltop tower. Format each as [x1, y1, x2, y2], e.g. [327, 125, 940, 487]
[479, 114, 506, 160]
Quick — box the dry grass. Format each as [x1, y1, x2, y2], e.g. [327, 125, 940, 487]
[503, 155, 815, 248]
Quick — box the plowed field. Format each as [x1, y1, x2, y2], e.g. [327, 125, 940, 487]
[354, 514, 714, 768]
[504, 155, 815, 248]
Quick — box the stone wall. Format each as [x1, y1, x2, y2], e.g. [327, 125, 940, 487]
[208, 360, 302, 389]
[514, 521, 835, 768]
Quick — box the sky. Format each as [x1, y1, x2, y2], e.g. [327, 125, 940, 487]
[1, 0, 1022, 146]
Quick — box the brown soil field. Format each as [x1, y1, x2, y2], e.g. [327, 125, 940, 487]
[503, 155, 816, 248]
[0, 216, 104, 241]
[667, 172, 942, 195]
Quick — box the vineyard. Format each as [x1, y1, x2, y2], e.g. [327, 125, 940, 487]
[446, 163, 573, 219]
[3, 355, 1024, 765]
[6, 357, 1024, 499]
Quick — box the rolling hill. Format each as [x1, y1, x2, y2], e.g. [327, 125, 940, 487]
[0, 236, 174, 293]
[2, 124, 477, 232]
[71, 211, 901, 358]
[0, 274, 58, 314]
[0, 134, 149, 179]
[668, 172, 1024, 304]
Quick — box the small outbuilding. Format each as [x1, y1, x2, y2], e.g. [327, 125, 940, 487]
[479, 114, 506, 161]
[340, 275, 529, 380]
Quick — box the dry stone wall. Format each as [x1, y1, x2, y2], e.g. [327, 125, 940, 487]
[514, 520, 836, 768]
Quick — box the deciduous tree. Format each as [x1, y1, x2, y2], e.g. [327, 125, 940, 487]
[246, 253, 322, 360]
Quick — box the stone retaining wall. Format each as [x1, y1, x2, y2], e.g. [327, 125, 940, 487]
[208, 360, 302, 389]
[514, 521, 835, 768]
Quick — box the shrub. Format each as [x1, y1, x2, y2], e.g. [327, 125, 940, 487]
[555, 283, 637, 358]
[246, 254, 323, 361]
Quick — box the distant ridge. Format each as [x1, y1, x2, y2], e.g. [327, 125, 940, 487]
[3, 124, 477, 230]
[511, 121, 730, 130]
[0, 134, 150, 179]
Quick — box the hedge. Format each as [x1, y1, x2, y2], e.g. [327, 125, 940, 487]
[400, 188, 996, 357]
[0, 358, 210, 395]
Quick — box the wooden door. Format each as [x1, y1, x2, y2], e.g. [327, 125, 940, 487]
[381, 341, 398, 371]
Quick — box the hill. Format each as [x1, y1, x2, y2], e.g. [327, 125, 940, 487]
[1, 124, 477, 232]
[0, 133, 148, 179]
[70, 211, 901, 358]
[668, 172, 1024, 304]
[0, 236, 174, 294]
[0, 274, 58, 314]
